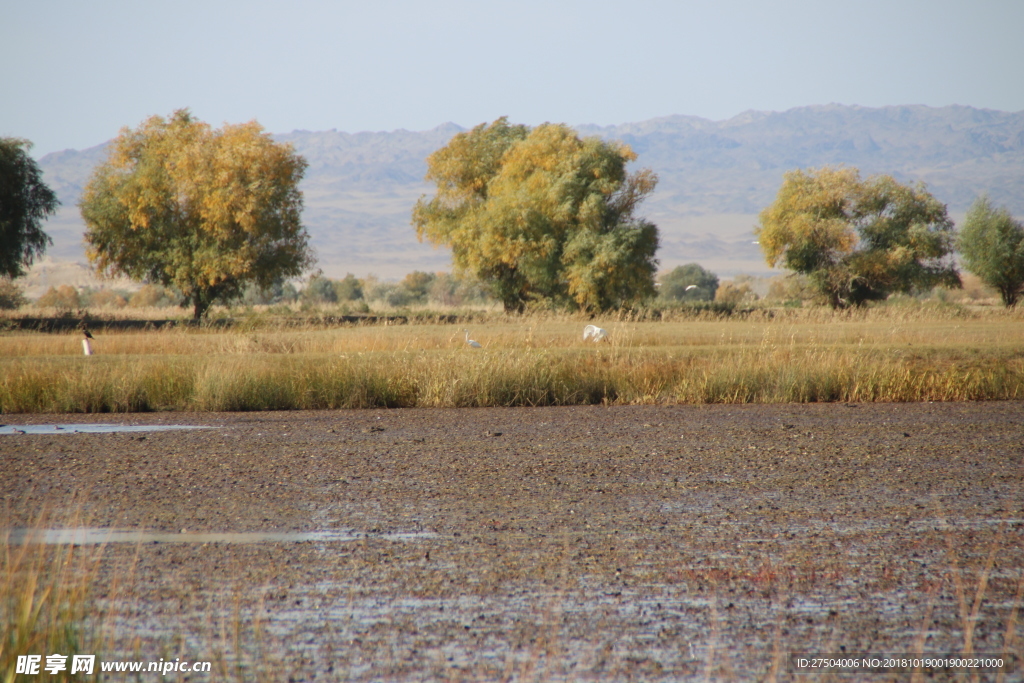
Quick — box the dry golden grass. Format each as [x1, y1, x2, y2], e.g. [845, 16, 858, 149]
[1, 305, 1022, 412]
[0, 506, 129, 683]
[0, 508, 271, 682]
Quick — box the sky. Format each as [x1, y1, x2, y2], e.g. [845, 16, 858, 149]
[3, 0, 1024, 158]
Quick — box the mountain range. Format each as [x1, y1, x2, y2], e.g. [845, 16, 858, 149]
[33, 104, 1024, 283]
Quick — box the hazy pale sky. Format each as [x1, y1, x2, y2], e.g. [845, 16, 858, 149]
[3, 0, 1023, 157]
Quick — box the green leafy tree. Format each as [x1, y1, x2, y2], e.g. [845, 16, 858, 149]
[400, 271, 436, 303]
[80, 110, 314, 319]
[957, 196, 1024, 307]
[756, 167, 959, 308]
[333, 274, 363, 301]
[413, 118, 659, 312]
[0, 277, 28, 310]
[0, 138, 59, 278]
[303, 275, 338, 304]
[658, 263, 718, 302]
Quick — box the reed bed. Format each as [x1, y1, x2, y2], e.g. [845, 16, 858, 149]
[2, 308, 1022, 412]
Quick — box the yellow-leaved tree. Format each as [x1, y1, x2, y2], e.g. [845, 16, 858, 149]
[413, 118, 659, 313]
[756, 166, 959, 308]
[80, 110, 314, 318]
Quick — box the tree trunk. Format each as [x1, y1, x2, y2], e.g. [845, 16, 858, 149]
[502, 297, 525, 314]
[1001, 286, 1019, 308]
[192, 289, 211, 320]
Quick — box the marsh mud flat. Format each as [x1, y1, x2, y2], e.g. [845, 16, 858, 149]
[3, 403, 1023, 681]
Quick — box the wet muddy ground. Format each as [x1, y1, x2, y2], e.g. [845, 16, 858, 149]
[3, 402, 1023, 681]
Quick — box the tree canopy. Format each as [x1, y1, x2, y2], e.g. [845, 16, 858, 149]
[957, 196, 1024, 307]
[0, 137, 59, 279]
[413, 118, 659, 312]
[756, 167, 959, 308]
[658, 263, 719, 302]
[80, 109, 314, 318]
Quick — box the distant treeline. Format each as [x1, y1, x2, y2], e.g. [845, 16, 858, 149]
[2, 260, 1007, 317]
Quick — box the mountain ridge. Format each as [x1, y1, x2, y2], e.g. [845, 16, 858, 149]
[33, 104, 1024, 279]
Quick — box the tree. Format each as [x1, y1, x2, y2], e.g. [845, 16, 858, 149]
[766, 274, 815, 304]
[242, 278, 295, 306]
[80, 110, 314, 319]
[129, 284, 177, 309]
[303, 275, 338, 304]
[84, 288, 129, 309]
[397, 271, 435, 304]
[427, 271, 491, 307]
[36, 284, 81, 313]
[413, 118, 659, 312]
[0, 278, 28, 310]
[756, 167, 959, 308]
[957, 196, 1024, 307]
[0, 138, 59, 278]
[333, 274, 364, 301]
[658, 263, 718, 302]
[715, 279, 757, 305]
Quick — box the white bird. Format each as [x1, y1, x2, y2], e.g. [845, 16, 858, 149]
[685, 284, 698, 291]
[582, 324, 608, 342]
[464, 329, 482, 348]
[82, 329, 94, 356]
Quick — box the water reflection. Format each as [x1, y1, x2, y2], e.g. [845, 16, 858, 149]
[0, 424, 216, 435]
[7, 527, 436, 545]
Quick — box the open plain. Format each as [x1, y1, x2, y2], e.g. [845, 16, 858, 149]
[2, 401, 1023, 681]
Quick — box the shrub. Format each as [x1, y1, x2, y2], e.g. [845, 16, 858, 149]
[715, 281, 758, 305]
[303, 275, 337, 304]
[427, 272, 492, 307]
[333, 274, 364, 301]
[400, 271, 436, 304]
[0, 278, 27, 310]
[35, 285, 80, 312]
[83, 288, 129, 309]
[765, 274, 816, 305]
[129, 284, 177, 308]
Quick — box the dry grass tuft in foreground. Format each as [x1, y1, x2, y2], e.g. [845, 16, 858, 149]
[0, 508, 113, 683]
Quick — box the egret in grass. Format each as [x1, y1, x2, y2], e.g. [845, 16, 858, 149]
[582, 325, 608, 342]
[464, 329, 482, 348]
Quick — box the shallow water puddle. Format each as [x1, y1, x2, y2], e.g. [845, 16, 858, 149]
[0, 423, 216, 434]
[7, 527, 437, 545]
[108, 582, 993, 678]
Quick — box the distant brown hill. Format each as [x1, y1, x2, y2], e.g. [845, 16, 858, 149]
[35, 104, 1024, 280]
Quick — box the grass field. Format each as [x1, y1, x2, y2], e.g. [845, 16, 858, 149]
[2, 304, 1022, 413]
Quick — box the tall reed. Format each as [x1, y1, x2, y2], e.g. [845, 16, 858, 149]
[1, 345, 1020, 413]
[2, 310, 1022, 412]
[0, 510, 112, 683]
